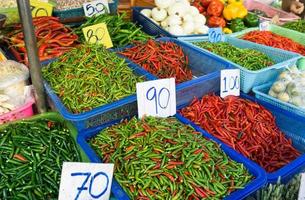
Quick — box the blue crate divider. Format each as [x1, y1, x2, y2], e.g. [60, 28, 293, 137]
[43, 58, 157, 131]
[132, 6, 209, 39]
[174, 77, 305, 184]
[77, 114, 266, 200]
[179, 36, 301, 93]
[115, 37, 234, 95]
[253, 82, 305, 117]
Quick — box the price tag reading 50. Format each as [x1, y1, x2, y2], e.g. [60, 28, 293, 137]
[58, 162, 114, 200]
[83, 0, 109, 17]
[208, 28, 223, 43]
[136, 78, 176, 118]
[82, 23, 113, 48]
[220, 69, 240, 98]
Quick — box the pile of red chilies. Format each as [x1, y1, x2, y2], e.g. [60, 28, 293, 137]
[180, 94, 300, 173]
[242, 31, 305, 56]
[120, 40, 193, 83]
[6, 16, 78, 64]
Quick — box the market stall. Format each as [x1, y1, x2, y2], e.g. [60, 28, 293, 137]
[1, 0, 305, 199]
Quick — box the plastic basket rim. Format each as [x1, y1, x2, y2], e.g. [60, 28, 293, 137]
[181, 36, 301, 74]
[0, 97, 35, 119]
[132, 6, 209, 38]
[77, 114, 267, 200]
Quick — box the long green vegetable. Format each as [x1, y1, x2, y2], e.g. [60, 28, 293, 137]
[282, 20, 305, 34]
[90, 117, 253, 199]
[42, 44, 144, 114]
[194, 42, 275, 71]
[0, 119, 81, 199]
[74, 13, 153, 47]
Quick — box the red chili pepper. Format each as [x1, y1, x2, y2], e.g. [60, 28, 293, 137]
[162, 172, 175, 182]
[13, 154, 27, 162]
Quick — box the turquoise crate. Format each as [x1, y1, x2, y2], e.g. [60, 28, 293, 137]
[180, 36, 301, 93]
[253, 82, 305, 117]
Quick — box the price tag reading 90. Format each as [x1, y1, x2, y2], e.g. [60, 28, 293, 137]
[137, 78, 176, 118]
[83, 0, 109, 17]
[208, 28, 223, 43]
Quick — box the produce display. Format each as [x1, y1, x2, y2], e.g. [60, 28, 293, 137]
[282, 19, 305, 34]
[192, 0, 258, 33]
[140, 0, 209, 35]
[241, 31, 305, 56]
[193, 41, 275, 70]
[74, 13, 152, 47]
[0, 117, 82, 199]
[119, 39, 193, 83]
[3, 16, 78, 64]
[268, 66, 305, 108]
[90, 117, 253, 199]
[54, 0, 93, 10]
[42, 44, 144, 114]
[0, 0, 17, 8]
[180, 94, 300, 172]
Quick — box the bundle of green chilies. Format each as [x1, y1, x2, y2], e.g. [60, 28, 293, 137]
[193, 42, 275, 71]
[180, 94, 300, 173]
[90, 117, 253, 199]
[120, 40, 193, 83]
[4, 16, 78, 64]
[242, 31, 305, 56]
[282, 20, 305, 34]
[74, 13, 152, 47]
[0, 118, 81, 199]
[42, 44, 144, 114]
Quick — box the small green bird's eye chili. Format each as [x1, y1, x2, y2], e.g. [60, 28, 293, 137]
[90, 116, 253, 199]
[0, 119, 81, 199]
[42, 44, 145, 114]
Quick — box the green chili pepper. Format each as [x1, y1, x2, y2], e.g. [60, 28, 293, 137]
[282, 19, 305, 34]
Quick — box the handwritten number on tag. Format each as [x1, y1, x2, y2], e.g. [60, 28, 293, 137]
[223, 76, 240, 93]
[86, 27, 105, 44]
[146, 87, 170, 114]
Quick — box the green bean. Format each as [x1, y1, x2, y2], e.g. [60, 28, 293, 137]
[0, 119, 81, 199]
[90, 117, 253, 199]
[74, 13, 153, 47]
[42, 44, 144, 114]
[193, 42, 275, 71]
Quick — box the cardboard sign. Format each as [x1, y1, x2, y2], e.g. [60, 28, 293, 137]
[220, 69, 240, 98]
[82, 23, 113, 48]
[208, 28, 223, 43]
[30, 0, 53, 17]
[83, 0, 109, 17]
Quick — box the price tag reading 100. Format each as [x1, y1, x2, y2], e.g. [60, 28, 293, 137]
[220, 69, 240, 98]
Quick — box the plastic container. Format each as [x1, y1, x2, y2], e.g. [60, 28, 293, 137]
[179, 36, 301, 93]
[43, 60, 156, 131]
[0, 60, 30, 106]
[0, 97, 35, 125]
[175, 78, 305, 184]
[53, 0, 118, 21]
[116, 37, 233, 90]
[253, 82, 305, 117]
[244, 0, 300, 25]
[132, 6, 208, 39]
[78, 116, 266, 200]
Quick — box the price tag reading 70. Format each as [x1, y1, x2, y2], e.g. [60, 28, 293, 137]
[208, 28, 223, 43]
[82, 23, 113, 48]
[58, 162, 114, 200]
[83, 0, 109, 17]
[30, 0, 53, 17]
[136, 78, 176, 118]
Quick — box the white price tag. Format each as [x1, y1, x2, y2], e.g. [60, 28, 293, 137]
[220, 69, 240, 98]
[58, 162, 114, 200]
[259, 21, 270, 31]
[208, 28, 223, 43]
[83, 0, 109, 17]
[298, 173, 305, 200]
[136, 78, 176, 118]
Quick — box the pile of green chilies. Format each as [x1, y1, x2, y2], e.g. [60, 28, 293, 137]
[0, 119, 81, 199]
[42, 44, 144, 114]
[90, 117, 253, 199]
[74, 13, 153, 47]
[282, 20, 305, 34]
[194, 42, 275, 71]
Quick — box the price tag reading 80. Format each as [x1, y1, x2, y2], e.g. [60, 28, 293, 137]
[83, 0, 109, 17]
[82, 23, 113, 48]
[208, 28, 223, 43]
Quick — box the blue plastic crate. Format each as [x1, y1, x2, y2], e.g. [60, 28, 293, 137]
[43, 58, 156, 131]
[115, 37, 234, 91]
[253, 82, 305, 117]
[132, 6, 209, 39]
[53, 0, 118, 21]
[77, 117, 266, 200]
[175, 79, 305, 184]
[179, 36, 301, 93]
